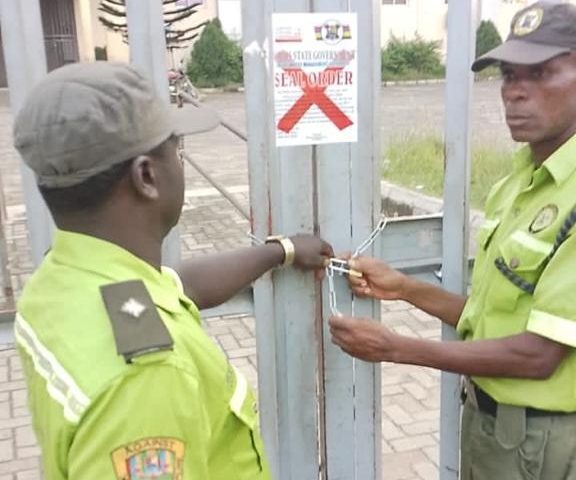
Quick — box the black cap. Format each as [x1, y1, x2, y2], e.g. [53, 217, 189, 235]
[472, 1, 576, 72]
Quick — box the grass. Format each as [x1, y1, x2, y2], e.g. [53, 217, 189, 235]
[382, 68, 445, 83]
[382, 133, 515, 209]
[381, 65, 501, 83]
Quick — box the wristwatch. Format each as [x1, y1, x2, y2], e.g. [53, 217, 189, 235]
[265, 235, 296, 266]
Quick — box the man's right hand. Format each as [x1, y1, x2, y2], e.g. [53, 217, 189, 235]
[347, 256, 409, 301]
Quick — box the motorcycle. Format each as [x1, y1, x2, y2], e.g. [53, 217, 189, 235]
[168, 68, 200, 108]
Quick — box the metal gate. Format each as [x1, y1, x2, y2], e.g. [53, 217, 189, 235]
[40, 0, 79, 71]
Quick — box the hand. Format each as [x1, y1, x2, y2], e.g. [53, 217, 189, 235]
[329, 315, 399, 363]
[346, 256, 408, 301]
[289, 235, 333, 271]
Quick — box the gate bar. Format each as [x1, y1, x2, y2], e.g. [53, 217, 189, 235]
[0, 0, 53, 267]
[440, 1, 478, 479]
[125, 0, 181, 267]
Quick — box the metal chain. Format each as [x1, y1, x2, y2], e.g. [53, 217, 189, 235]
[327, 265, 342, 316]
[352, 215, 388, 258]
[326, 214, 388, 316]
[246, 215, 388, 316]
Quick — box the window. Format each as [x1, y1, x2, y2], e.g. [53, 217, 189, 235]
[382, 0, 407, 4]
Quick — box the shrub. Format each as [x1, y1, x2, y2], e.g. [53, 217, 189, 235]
[381, 35, 444, 81]
[187, 19, 243, 88]
[476, 20, 502, 58]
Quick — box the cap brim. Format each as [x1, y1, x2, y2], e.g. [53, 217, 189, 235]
[170, 103, 221, 136]
[471, 39, 571, 72]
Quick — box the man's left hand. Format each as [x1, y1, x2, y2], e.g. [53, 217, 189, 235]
[290, 235, 334, 270]
[329, 315, 398, 363]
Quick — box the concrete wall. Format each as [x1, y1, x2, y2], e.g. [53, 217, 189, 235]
[379, 0, 576, 57]
[489, 0, 530, 40]
[88, 0, 124, 62]
[218, 0, 241, 41]
[74, 0, 96, 62]
[381, 0, 449, 57]
[172, 0, 218, 67]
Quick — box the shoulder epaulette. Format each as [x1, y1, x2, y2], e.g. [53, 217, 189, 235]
[100, 280, 173, 363]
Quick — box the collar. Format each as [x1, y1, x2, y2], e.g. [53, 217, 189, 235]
[512, 134, 576, 186]
[541, 134, 576, 185]
[50, 230, 184, 314]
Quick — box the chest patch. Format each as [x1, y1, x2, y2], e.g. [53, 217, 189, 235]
[529, 204, 558, 233]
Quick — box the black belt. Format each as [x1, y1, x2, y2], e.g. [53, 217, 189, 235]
[472, 384, 571, 418]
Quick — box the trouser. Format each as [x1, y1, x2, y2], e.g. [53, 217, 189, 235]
[460, 398, 576, 479]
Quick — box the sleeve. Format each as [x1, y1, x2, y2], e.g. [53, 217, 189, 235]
[67, 360, 211, 479]
[526, 233, 576, 347]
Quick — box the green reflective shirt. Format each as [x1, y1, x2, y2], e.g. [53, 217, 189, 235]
[16, 230, 271, 479]
[458, 134, 576, 412]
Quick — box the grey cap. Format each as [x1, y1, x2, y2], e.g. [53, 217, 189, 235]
[13, 62, 220, 188]
[472, 1, 576, 72]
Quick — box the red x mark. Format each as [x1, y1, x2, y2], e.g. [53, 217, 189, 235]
[277, 64, 354, 134]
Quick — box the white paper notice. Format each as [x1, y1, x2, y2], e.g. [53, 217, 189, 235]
[272, 13, 358, 147]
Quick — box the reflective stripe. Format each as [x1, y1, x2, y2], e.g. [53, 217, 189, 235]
[527, 310, 576, 348]
[230, 366, 248, 414]
[510, 230, 553, 255]
[14, 314, 91, 423]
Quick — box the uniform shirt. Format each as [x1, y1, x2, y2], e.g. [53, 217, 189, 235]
[16, 230, 271, 480]
[458, 134, 576, 412]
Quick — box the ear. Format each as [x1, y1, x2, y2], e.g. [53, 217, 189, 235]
[129, 155, 160, 200]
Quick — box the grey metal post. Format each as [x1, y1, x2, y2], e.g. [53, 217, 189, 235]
[441, 1, 478, 479]
[125, 0, 181, 267]
[243, 2, 319, 478]
[243, 1, 381, 478]
[241, 2, 280, 474]
[315, 1, 382, 479]
[0, 0, 53, 267]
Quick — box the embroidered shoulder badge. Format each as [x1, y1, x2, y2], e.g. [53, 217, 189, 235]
[529, 204, 558, 233]
[111, 437, 185, 480]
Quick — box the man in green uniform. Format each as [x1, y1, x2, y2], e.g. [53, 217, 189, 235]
[328, 2, 576, 478]
[13, 62, 333, 479]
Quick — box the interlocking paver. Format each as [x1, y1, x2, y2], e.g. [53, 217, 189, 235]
[391, 434, 437, 453]
[0, 440, 13, 462]
[414, 461, 439, 480]
[0, 403, 8, 421]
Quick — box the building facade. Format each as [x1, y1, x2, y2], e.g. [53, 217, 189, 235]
[0, 0, 218, 88]
[92, 0, 219, 67]
[0, 0, 95, 88]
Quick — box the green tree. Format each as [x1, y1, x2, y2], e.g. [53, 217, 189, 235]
[476, 20, 502, 58]
[187, 19, 243, 88]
